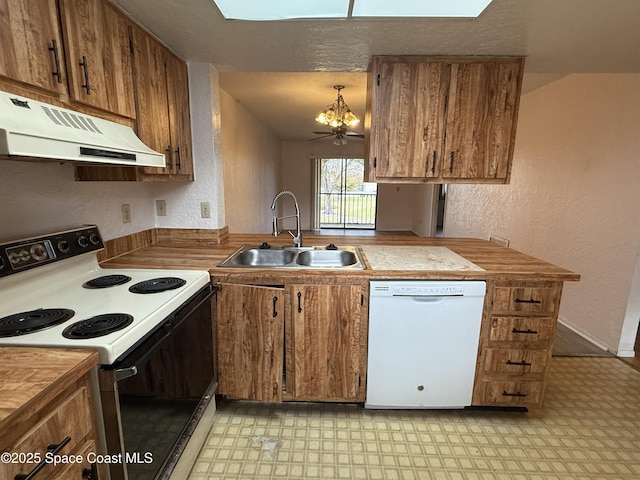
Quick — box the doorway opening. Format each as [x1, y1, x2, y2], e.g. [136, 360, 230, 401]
[312, 158, 377, 230]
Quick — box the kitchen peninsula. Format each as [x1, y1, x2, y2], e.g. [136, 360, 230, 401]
[100, 230, 579, 409]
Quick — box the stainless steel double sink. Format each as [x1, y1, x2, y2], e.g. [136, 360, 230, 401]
[217, 244, 366, 269]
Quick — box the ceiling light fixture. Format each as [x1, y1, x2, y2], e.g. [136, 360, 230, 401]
[315, 85, 359, 130]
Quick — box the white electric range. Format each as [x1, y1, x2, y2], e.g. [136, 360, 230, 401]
[0, 225, 210, 365]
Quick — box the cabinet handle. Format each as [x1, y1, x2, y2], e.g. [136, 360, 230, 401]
[449, 151, 454, 173]
[502, 390, 527, 397]
[512, 328, 538, 335]
[423, 126, 428, 141]
[431, 151, 436, 174]
[174, 146, 182, 170]
[82, 462, 99, 480]
[48, 40, 62, 83]
[79, 56, 90, 94]
[515, 298, 542, 304]
[272, 296, 278, 317]
[14, 436, 71, 480]
[297, 291, 302, 313]
[165, 145, 173, 168]
[506, 359, 532, 366]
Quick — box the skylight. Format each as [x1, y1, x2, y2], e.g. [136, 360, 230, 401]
[212, 0, 494, 21]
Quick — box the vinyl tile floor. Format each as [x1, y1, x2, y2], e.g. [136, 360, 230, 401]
[187, 357, 640, 480]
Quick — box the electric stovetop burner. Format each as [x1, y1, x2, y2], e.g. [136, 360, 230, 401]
[128, 277, 186, 294]
[0, 308, 75, 337]
[83, 274, 132, 289]
[62, 313, 134, 339]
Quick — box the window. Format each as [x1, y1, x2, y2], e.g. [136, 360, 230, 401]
[312, 158, 377, 230]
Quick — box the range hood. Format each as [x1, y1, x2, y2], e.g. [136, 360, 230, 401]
[0, 90, 165, 167]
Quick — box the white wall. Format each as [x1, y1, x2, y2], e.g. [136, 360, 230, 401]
[445, 74, 640, 354]
[219, 89, 281, 233]
[0, 62, 226, 242]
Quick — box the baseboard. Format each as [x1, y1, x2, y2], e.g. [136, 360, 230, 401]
[557, 316, 614, 353]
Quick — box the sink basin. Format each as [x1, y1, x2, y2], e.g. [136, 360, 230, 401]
[232, 248, 297, 267]
[217, 245, 365, 269]
[295, 249, 358, 267]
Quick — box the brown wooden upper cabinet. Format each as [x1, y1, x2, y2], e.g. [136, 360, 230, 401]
[364, 56, 525, 184]
[131, 25, 193, 180]
[0, 0, 68, 95]
[57, 0, 136, 118]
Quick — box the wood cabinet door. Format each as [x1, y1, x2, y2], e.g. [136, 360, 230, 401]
[216, 283, 284, 402]
[0, 0, 67, 94]
[290, 284, 363, 401]
[165, 50, 193, 179]
[131, 25, 172, 175]
[58, 0, 135, 117]
[443, 60, 523, 180]
[369, 59, 449, 179]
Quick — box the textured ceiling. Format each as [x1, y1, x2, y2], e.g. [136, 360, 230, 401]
[112, 0, 640, 141]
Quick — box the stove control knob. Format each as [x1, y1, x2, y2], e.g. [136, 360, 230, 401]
[78, 236, 89, 248]
[30, 243, 48, 261]
[89, 233, 101, 245]
[58, 240, 70, 253]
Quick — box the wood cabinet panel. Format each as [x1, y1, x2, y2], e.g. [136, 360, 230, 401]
[488, 316, 556, 347]
[0, 372, 104, 480]
[492, 283, 562, 314]
[165, 50, 193, 178]
[216, 283, 284, 402]
[369, 60, 449, 179]
[481, 348, 549, 374]
[366, 56, 524, 184]
[475, 379, 543, 406]
[58, 0, 135, 117]
[290, 284, 364, 401]
[473, 280, 563, 408]
[0, 0, 67, 94]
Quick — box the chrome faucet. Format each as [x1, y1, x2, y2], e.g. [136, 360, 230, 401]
[271, 190, 302, 248]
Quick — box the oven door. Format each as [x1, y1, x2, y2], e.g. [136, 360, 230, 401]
[100, 284, 217, 480]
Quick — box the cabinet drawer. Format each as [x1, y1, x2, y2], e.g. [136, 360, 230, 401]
[492, 284, 561, 314]
[488, 316, 555, 347]
[1, 384, 94, 479]
[482, 348, 549, 374]
[476, 379, 543, 406]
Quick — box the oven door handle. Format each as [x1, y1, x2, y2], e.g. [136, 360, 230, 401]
[115, 366, 138, 381]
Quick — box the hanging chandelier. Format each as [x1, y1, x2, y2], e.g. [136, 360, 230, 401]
[315, 85, 359, 129]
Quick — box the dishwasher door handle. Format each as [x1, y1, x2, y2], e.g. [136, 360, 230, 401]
[400, 296, 452, 303]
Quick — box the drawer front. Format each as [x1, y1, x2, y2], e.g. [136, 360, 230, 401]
[1, 384, 94, 480]
[492, 284, 561, 314]
[476, 379, 543, 406]
[482, 348, 549, 374]
[489, 316, 556, 347]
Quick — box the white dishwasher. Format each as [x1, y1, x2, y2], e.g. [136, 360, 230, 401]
[366, 280, 486, 409]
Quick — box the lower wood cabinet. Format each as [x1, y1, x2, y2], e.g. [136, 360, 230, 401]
[0, 370, 105, 480]
[472, 280, 563, 407]
[216, 283, 284, 402]
[214, 278, 368, 403]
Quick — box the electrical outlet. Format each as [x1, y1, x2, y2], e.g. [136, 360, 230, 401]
[200, 202, 211, 219]
[122, 204, 132, 224]
[156, 199, 167, 216]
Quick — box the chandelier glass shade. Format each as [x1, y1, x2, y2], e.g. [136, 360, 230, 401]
[315, 85, 360, 129]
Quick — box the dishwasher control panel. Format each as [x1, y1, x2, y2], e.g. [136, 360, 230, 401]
[370, 280, 485, 297]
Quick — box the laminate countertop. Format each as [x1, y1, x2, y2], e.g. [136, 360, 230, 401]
[0, 347, 98, 436]
[101, 233, 580, 282]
